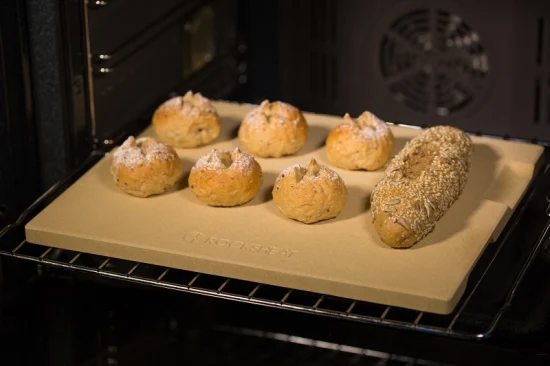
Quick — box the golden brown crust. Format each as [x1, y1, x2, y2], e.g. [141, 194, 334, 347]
[326, 112, 394, 171]
[371, 126, 473, 248]
[272, 159, 347, 224]
[188, 148, 263, 206]
[152, 91, 220, 148]
[110, 136, 183, 198]
[238, 100, 308, 158]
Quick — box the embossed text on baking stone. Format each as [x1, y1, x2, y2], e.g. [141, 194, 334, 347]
[184, 231, 297, 258]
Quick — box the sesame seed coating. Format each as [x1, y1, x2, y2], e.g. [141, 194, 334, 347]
[371, 126, 473, 248]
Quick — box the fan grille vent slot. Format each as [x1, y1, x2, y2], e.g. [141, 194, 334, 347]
[380, 9, 489, 115]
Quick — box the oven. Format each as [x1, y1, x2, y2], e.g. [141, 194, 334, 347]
[2, 0, 550, 365]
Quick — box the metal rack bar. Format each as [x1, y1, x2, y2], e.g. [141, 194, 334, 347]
[346, 301, 357, 315]
[187, 273, 201, 287]
[380, 307, 391, 320]
[217, 278, 230, 293]
[11, 241, 25, 254]
[248, 284, 261, 298]
[39, 247, 52, 259]
[126, 263, 140, 276]
[414, 312, 424, 326]
[313, 295, 325, 309]
[281, 289, 293, 304]
[157, 268, 170, 281]
[69, 253, 81, 264]
[98, 258, 110, 270]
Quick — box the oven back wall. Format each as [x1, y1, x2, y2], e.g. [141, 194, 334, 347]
[278, 0, 550, 142]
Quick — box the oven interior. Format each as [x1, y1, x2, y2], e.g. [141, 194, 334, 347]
[2, 0, 550, 365]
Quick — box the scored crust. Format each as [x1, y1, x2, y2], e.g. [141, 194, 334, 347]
[238, 100, 308, 158]
[188, 147, 263, 207]
[272, 158, 347, 224]
[371, 126, 473, 248]
[152, 91, 220, 148]
[110, 136, 183, 198]
[326, 111, 394, 171]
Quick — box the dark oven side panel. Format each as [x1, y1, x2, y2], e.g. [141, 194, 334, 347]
[0, 0, 41, 228]
[88, 0, 240, 142]
[25, 0, 94, 190]
[278, 0, 550, 142]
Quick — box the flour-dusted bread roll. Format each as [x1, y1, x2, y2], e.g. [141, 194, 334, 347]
[326, 112, 394, 170]
[371, 126, 473, 248]
[238, 100, 308, 158]
[110, 136, 183, 198]
[152, 91, 220, 148]
[272, 158, 347, 224]
[188, 147, 263, 207]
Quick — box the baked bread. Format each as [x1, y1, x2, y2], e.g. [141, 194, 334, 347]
[110, 136, 183, 198]
[326, 112, 394, 170]
[238, 100, 308, 158]
[371, 126, 473, 248]
[188, 147, 263, 206]
[272, 158, 347, 224]
[152, 91, 220, 148]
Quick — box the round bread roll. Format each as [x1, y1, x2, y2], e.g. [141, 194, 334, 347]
[152, 91, 220, 148]
[238, 100, 308, 158]
[371, 126, 473, 248]
[272, 158, 347, 224]
[110, 136, 183, 198]
[326, 112, 394, 170]
[188, 147, 263, 207]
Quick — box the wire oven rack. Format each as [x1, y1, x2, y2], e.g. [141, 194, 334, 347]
[1, 145, 550, 342]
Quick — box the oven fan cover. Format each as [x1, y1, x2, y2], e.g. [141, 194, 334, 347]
[380, 9, 489, 116]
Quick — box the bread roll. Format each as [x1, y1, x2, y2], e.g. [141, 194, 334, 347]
[110, 136, 183, 198]
[152, 91, 220, 148]
[326, 112, 394, 170]
[272, 158, 347, 224]
[188, 147, 263, 207]
[371, 126, 473, 248]
[238, 100, 308, 158]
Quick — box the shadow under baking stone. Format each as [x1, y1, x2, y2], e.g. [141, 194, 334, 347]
[366, 143, 501, 250]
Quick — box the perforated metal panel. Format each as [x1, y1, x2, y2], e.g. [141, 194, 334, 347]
[279, 0, 550, 142]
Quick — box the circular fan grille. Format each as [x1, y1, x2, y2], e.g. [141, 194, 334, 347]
[380, 9, 489, 116]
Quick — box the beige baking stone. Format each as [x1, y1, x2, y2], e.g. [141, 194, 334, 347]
[25, 101, 544, 314]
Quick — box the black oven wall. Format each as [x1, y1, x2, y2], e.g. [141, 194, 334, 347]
[25, 0, 93, 191]
[0, 0, 41, 229]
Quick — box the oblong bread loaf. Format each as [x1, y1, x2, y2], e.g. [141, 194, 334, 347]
[371, 126, 473, 248]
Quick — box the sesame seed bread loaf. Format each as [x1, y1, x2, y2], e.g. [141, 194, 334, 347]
[371, 126, 473, 248]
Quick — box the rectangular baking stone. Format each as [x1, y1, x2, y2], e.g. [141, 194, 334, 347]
[25, 101, 544, 314]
